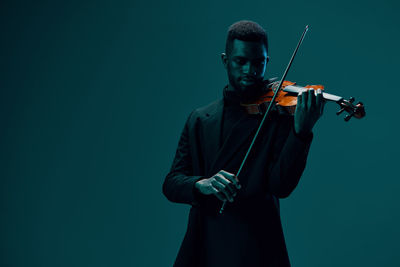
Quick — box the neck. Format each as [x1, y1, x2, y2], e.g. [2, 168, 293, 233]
[227, 83, 265, 104]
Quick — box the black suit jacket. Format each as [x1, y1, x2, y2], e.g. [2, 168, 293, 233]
[163, 98, 313, 267]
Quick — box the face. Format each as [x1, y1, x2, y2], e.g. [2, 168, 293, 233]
[222, 39, 268, 99]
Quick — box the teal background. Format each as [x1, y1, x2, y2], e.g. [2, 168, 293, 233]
[1, 0, 399, 266]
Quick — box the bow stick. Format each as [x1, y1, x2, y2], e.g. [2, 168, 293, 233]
[219, 25, 310, 214]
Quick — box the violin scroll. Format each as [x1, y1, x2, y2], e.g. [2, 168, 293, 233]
[336, 97, 365, 121]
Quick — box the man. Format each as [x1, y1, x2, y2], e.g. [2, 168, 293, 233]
[163, 20, 324, 267]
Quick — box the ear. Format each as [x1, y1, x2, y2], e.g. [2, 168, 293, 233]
[221, 52, 228, 69]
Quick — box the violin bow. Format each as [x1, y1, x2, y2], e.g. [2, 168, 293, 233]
[219, 25, 310, 214]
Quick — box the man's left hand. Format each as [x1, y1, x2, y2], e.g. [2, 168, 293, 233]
[294, 88, 325, 137]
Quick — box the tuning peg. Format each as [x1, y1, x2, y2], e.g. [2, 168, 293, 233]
[349, 97, 355, 103]
[336, 107, 345, 115]
[344, 113, 354, 121]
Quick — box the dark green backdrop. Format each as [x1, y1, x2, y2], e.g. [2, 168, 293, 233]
[1, 0, 399, 266]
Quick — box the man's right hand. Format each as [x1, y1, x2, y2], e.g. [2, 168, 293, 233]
[195, 170, 241, 202]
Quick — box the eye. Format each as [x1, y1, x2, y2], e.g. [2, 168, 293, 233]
[234, 58, 246, 65]
[255, 60, 266, 65]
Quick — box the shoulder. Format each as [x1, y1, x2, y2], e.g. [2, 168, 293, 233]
[181, 99, 223, 133]
[189, 99, 223, 121]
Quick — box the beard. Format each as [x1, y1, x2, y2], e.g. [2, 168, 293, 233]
[231, 77, 265, 103]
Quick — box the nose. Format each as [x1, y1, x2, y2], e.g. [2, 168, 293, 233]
[242, 62, 256, 75]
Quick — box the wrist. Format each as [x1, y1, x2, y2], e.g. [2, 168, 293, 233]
[194, 178, 205, 192]
[195, 181, 201, 190]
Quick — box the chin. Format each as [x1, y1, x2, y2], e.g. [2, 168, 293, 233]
[239, 84, 263, 98]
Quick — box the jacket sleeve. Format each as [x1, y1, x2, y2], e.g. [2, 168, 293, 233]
[162, 111, 205, 206]
[268, 119, 313, 199]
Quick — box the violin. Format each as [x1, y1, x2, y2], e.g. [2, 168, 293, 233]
[241, 80, 366, 121]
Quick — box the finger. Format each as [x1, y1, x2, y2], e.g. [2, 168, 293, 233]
[215, 173, 237, 196]
[213, 190, 226, 202]
[209, 186, 220, 195]
[219, 170, 241, 189]
[210, 182, 226, 201]
[316, 89, 323, 116]
[308, 88, 316, 112]
[302, 89, 308, 110]
[212, 179, 234, 202]
[321, 100, 326, 115]
[297, 91, 303, 108]
[209, 185, 226, 202]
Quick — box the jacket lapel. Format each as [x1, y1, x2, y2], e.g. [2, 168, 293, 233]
[200, 100, 223, 173]
[200, 99, 260, 176]
[209, 116, 259, 175]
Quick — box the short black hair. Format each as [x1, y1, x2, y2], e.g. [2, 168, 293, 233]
[225, 20, 268, 56]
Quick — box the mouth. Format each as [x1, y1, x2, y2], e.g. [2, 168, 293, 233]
[240, 77, 257, 86]
[241, 76, 255, 81]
